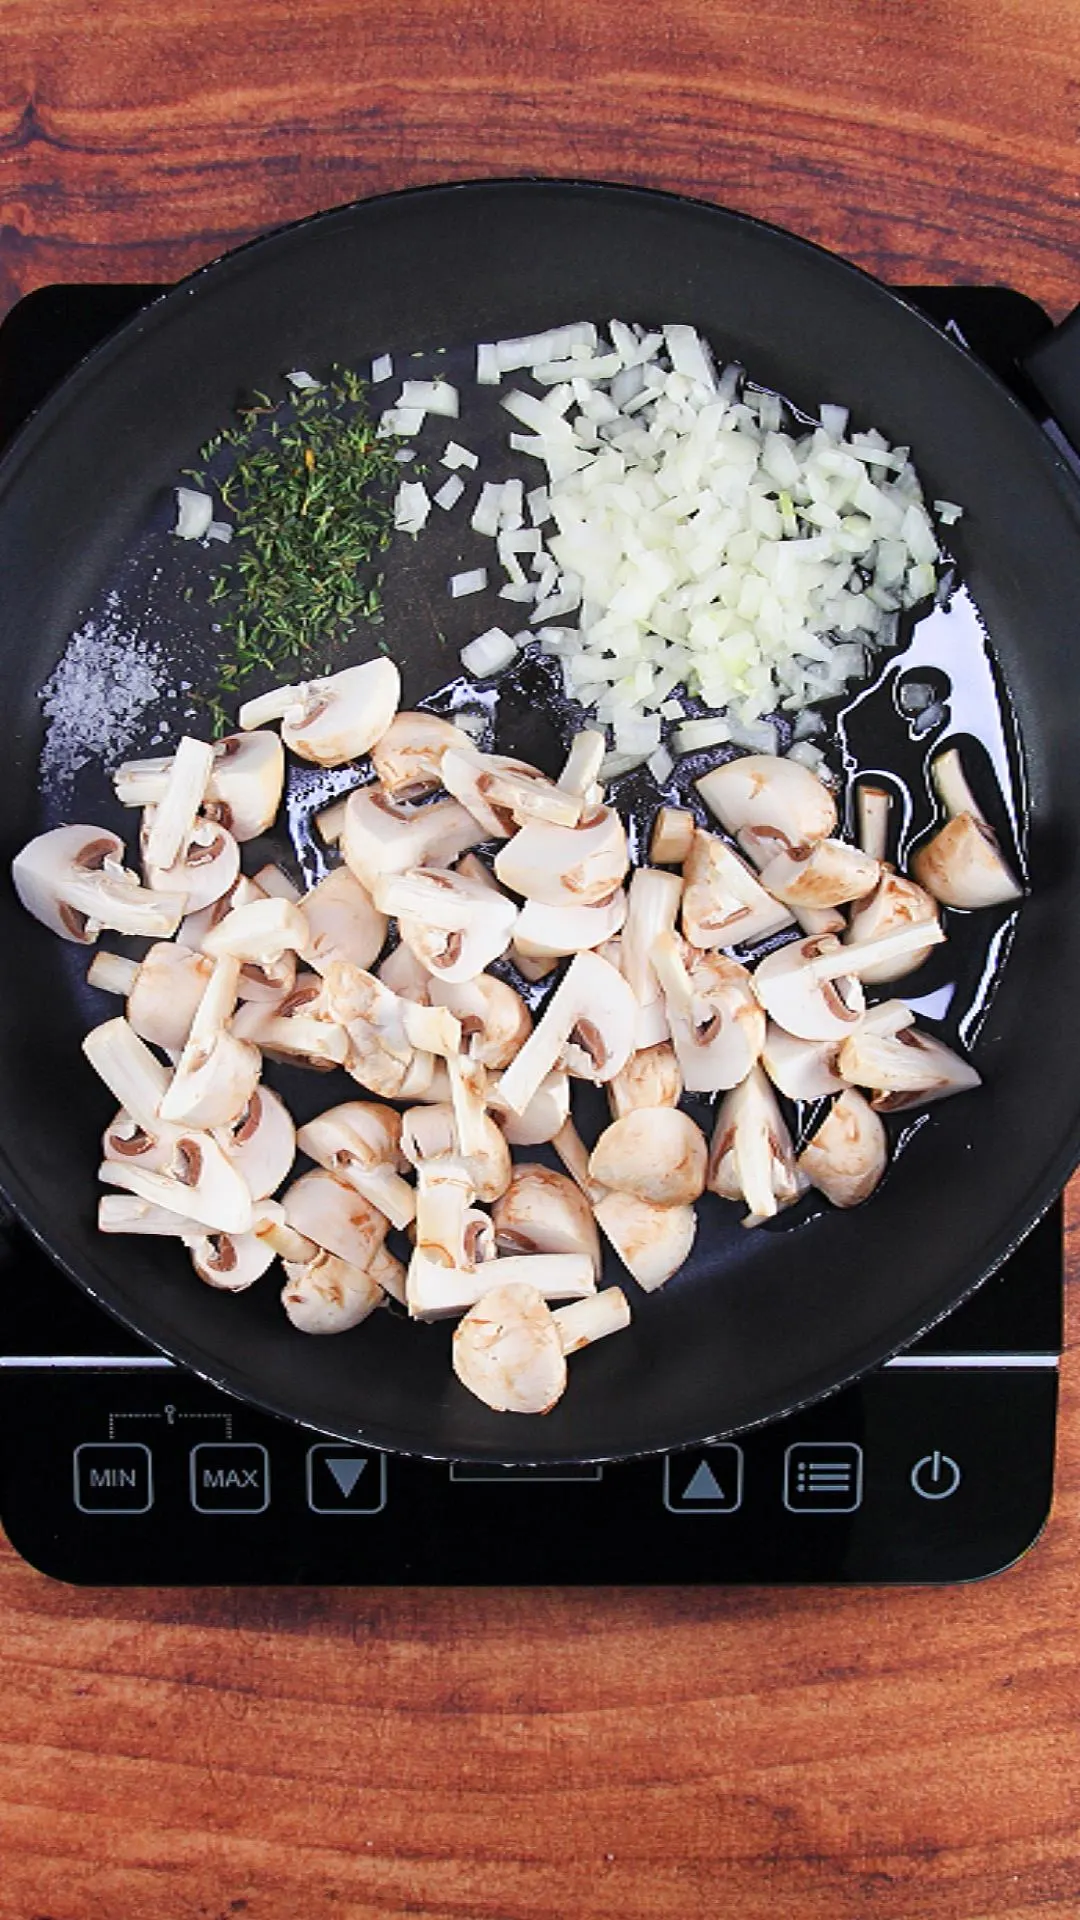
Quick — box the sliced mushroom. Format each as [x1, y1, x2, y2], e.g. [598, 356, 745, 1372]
[761, 999, 914, 1102]
[321, 960, 430, 1096]
[590, 1107, 707, 1208]
[756, 837, 881, 911]
[797, 1087, 888, 1207]
[682, 830, 795, 948]
[87, 942, 214, 1054]
[843, 871, 940, 982]
[281, 1251, 385, 1333]
[233, 971, 350, 1069]
[341, 786, 484, 894]
[407, 1249, 595, 1322]
[97, 1193, 278, 1292]
[141, 812, 240, 915]
[12, 825, 187, 944]
[652, 934, 765, 1091]
[496, 950, 638, 1115]
[509, 943, 561, 983]
[696, 753, 837, 849]
[751, 920, 945, 1041]
[400, 1100, 511, 1204]
[429, 972, 532, 1069]
[201, 895, 309, 966]
[649, 806, 696, 867]
[708, 1065, 804, 1225]
[487, 1068, 571, 1146]
[442, 748, 583, 836]
[911, 746, 1024, 909]
[413, 1155, 479, 1271]
[296, 1101, 416, 1231]
[371, 710, 476, 799]
[606, 1041, 682, 1118]
[621, 866, 682, 1041]
[282, 1168, 390, 1270]
[141, 735, 216, 874]
[592, 1189, 698, 1293]
[374, 866, 518, 982]
[836, 1025, 982, 1111]
[301, 865, 388, 976]
[492, 1164, 602, 1279]
[513, 891, 628, 960]
[238, 658, 401, 766]
[494, 805, 629, 907]
[215, 1086, 296, 1200]
[558, 729, 605, 799]
[175, 873, 260, 953]
[378, 940, 433, 1002]
[451, 1281, 630, 1414]
[101, 1106, 172, 1175]
[114, 731, 285, 841]
[158, 956, 262, 1130]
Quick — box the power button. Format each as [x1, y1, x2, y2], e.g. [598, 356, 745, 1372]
[910, 1450, 962, 1501]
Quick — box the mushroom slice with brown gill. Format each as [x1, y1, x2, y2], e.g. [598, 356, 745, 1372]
[696, 752, 837, 850]
[114, 731, 285, 842]
[233, 971, 350, 1071]
[282, 1168, 390, 1272]
[374, 866, 518, 983]
[494, 804, 629, 908]
[708, 1065, 805, 1226]
[12, 825, 188, 944]
[85, 1017, 253, 1234]
[797, 1087, 888, 1208]
[681, 830, 795, 948]
[755, 837, 881, 912]
[238, 657, 401, 766]
[487, 1068, 570, 1146]
[649, 805, 696, 867]
[606, 1041, 682, 1118]
[87, 942, 213, 1054]
[496, 950, 638, 1115]
[342, 787, 484, 895]
[214, 1086, 296, 1200]
[836, 1025, 982, 1111]
[97, 1192, 278, 1292]
[751, 919, 946, 1042]
[442, 747, 584, 836]
[158, 956, 262, 1131]
[201, 895, 309, 973]
[141, 811, 240, 915]
[911, 746, 1024, 910]
[321, 960, 436, 1098]
[513, 891, 628, 961]
[301, 865, 388, 976]
[452, 1282, 631, 1415]
[492, 1164, 602, 1280]
[590, 1106, 708, 1208]
[652, 934, 765, 1092]
[371, 710, 476, 799]
[761, 999, 914, 1102]
[429, 972, 532, 1070]
[297, 1101, 416, 1231]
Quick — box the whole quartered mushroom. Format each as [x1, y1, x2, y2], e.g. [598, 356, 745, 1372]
[451, 1281, 631, 1415]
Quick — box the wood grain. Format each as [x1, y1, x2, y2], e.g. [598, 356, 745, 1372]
[3, 2, 1080, 1915]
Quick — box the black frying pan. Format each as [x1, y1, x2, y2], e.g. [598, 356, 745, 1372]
[2, 180, 1080, 1464]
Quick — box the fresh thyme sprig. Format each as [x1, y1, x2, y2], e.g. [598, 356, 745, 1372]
[197, 369, 401, 732]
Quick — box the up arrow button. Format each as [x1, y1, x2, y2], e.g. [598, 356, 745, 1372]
[664, 1445, 744, 1514]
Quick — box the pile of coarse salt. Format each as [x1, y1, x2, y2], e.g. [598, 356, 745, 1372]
[39, 592, 172, 798]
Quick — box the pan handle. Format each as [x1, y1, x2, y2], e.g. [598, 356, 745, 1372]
[1023, 306, 1080, 456]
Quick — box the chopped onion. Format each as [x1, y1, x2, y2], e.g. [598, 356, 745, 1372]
[460, 626, 518, 675]
[286, 369, 322, 393]
[476, 344, 501, 386]
[492, 323, 597, 373]
[433, 474, 465, 511]
[174, 488, 214, 541]
[377, 407, 424, 437]
[471, 484, 506, 538]
[441, 441, 479, 471]
[397, 379, 459, 418]
[394, 482, 431, 535]
[450, 568, 489, 598]
[370, 354, 393, 384]
[205, 520, 233, 544]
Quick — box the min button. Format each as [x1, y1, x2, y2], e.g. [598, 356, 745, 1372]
[190, 1443, 270, 1514]
[74, 1443, 153, 1515]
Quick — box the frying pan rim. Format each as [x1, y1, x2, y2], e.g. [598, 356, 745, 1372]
[0, 176, 1077, 1463]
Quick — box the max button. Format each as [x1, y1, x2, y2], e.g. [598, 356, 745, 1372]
[190, 1443, 270, 1514]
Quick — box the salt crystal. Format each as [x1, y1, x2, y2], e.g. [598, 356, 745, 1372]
[38, 595, 169, 797]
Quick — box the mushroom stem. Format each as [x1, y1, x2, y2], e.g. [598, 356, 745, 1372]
[552, 1117, 608, 1207]
[804, 918, 945, 984]
[856, 784, 892, 863]
[932, 747, 986, 824]
[552, 1287, 631, 1354]
[87, 952, 139, 997]
[143, 736, 215, 873]
[238, 682, 306, 729]
[558, 730, 606, 798]
[83, 1018, 170, 1134]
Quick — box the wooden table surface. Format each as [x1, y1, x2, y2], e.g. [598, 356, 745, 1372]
[3, 3, 1080, 1915]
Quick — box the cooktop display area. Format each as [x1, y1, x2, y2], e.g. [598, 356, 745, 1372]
[0, 283, 1063, 1587]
